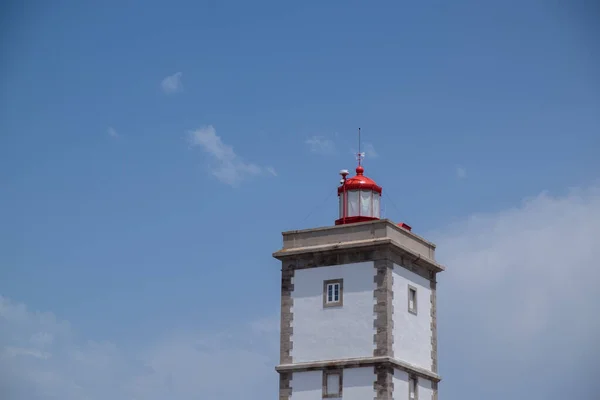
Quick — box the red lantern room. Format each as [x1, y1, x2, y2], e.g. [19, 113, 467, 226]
[335, 164, 382, 225]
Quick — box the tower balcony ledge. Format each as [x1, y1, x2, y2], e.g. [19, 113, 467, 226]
[273, 237, 445, 274]
[275, 356, 441, 383]
[277, 219, 438, 260]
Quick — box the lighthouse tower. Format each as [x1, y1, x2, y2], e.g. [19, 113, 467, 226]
[274, 158, 445, 400]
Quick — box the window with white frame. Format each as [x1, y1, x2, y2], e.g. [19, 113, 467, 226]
[323, 279, 343, 308]
[409, 375, 418, 400]
[323, 370, 342, 398]
[408, 285, 417, 315]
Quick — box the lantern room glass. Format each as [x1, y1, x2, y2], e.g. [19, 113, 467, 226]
[373, 193, 381, 218]
[360, 190, 372, 216]
[347, 190, 359, 216]
[340, 189, 381, 218]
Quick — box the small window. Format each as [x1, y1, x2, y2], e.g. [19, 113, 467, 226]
[328, 283, 340, 302]
[323, 370, 342, 398]
[323, 279, 343, 308]
[408, 285, 417, 315]
[409, 375, 418, 400]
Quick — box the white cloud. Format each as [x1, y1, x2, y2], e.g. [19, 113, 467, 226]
[266, 166, 278, 177]
[161, 72, 183, 94]
[305, 136, 336, 155]
[0, 295, 279, 400]
[5, 347, 51, 360]
[363, 143, 378, 158]
[30, 332, 53, 347]
[107, 127, 119, 138]
[456, 166, 466, 179]
[188, 125, 272, 186]
[430, 184, 600, 399]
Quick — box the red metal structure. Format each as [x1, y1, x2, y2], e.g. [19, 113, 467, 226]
[335, 164, 382, 225]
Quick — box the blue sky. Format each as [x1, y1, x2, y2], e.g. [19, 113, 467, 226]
[1, 0, 599, 398]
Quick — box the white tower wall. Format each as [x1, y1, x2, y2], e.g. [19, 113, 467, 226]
[292, 261, 376, 362]
[392, 264, 433, 370]
[418, 378, 435, 400]
[392, 370, 409, 399]
[291, 368, 375, 400]
[393, 371, 434, 400]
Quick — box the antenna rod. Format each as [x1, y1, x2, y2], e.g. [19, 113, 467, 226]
[358, 127, 361, 166]
[358, 128, 362, 165]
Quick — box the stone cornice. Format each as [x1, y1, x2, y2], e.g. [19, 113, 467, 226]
[273, 238, 445, 274]
[273, 238, 390, 258]
[275, 356, 441, 383]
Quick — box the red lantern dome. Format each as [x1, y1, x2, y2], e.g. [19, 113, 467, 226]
[335, 165, 382, 225]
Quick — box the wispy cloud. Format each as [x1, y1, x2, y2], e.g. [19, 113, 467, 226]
[307, 133, 376, 160]
[107, 127, 119, 138]
[188, 125, 272, 187]
[305, 136, 336, 155]
[456, 166, 467, 179]
[161, 72, 183, 94]
[430, 184, 600, 399]
[0, 296, 278, 399]
[5, 346, 51, 360]
[266, 167, 278, 177]
[362, 143, 378, 158]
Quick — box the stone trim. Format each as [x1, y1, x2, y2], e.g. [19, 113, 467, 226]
[276, 243, 437, 281]
[322, 369, 343, 398]
[430, 278, 437, 373]
[432, 381, 438, 400]
[279, 372, 292, 400]
[399, 254, 432, 282]
[323, 279, 344, 308]
[273, 238, 445, 273]
[374, 364, 394, 400]
[280, 245, 378, 271]
[276, 356, 441, 383]
[408, 284, 418, 315]
[373, 259, 393, 358]
[280, 265, 294, 365]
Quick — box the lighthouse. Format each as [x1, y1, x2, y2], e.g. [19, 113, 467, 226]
[273, 155, 445, 400]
